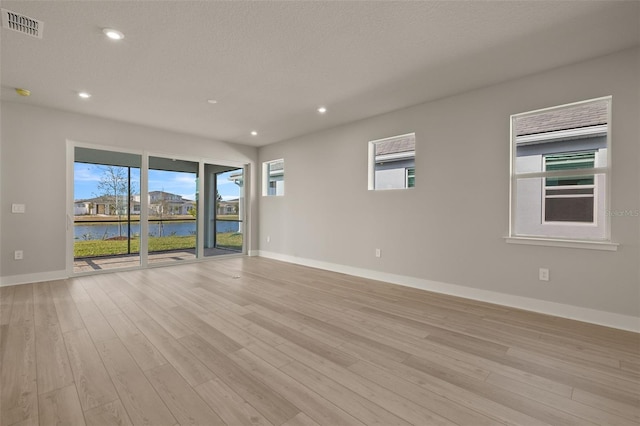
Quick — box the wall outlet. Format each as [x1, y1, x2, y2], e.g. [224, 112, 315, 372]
[539, 268, 549, 281]
[14, 250, 24, 260]
[266, 235, 271, 243]
[11, 203, 26, 213]
[375, 248, 381, 258]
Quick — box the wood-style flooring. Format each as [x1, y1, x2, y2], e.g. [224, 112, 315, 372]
[1, 256, 639, 425]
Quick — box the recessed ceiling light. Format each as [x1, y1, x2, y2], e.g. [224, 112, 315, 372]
[251, 131, 258, 136]
[78, 92, 91, 99]
[207, 99, 218, 104]
[317, 106, 327, 114]
[103, 28, 124, 40]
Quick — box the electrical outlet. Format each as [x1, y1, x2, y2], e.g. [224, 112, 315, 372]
[539, 268, 549, 282]
[266, 235, 271, 243]
[11, 203, 25, 213]
[375, 248, 381, 258]
[14, 250, 23, 260]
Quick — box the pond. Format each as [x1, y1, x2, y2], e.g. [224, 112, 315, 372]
[74, 220, 239, 240]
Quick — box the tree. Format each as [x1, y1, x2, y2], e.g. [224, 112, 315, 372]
[95, 166, 135, 237]
[156, 190, 168, 237]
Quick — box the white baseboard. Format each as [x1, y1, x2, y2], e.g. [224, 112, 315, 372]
[258, 250, 640, 333]
[0, 270, 68, 287]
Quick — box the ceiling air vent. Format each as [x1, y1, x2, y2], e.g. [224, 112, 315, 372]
[1, 8, 44, 39]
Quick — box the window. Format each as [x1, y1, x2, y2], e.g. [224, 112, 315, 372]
[71, 143, 248, 275]
[543, 152, 595, 223]
[510, 97, 610, 241]
[368, 133, 415, 190]
[73, 147, 142, 273]
[263, 159, 284, 196]
[406, 167, 415, 188]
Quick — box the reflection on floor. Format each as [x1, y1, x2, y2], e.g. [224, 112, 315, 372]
[73, 247, 240, 273]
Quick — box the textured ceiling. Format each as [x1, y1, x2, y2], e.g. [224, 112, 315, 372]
[1, 1, 638, 147]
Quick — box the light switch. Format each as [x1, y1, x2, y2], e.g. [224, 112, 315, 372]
[11, 204, 26, 213]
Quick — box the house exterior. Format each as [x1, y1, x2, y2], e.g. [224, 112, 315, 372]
[75, 191, 194, 216]
[148, 191, 195, 216]
[217, 199, 239, 215]
[74, 201, 91, 215]
[514, 100, 608, 240]
[73, 195, 134, 216]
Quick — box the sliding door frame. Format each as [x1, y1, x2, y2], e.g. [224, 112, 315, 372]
[67, 140, 249, 276]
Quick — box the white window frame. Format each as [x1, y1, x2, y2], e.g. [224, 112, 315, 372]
[262, 159, 284, 196]
[507, 96, 617, 250]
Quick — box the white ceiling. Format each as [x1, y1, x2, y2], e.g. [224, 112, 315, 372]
[1, 1, 638, 147]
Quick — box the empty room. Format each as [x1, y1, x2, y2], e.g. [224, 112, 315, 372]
[1, 1, 639, 425]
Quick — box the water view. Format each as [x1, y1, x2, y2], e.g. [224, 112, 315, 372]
[74, 220, 239, 240]
[73, 155, 244, 271]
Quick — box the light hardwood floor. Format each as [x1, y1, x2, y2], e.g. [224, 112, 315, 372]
[1, 257, 639, 425]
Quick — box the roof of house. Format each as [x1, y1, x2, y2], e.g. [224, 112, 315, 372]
[375, 134, 416, 156]
[268, 160, 284, 171]
[515, 100, 608, 136]
[75, 195, 121, 204]
[149, 190, 179, 196]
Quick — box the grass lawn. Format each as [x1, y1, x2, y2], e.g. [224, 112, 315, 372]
[74, 233, 242, 258]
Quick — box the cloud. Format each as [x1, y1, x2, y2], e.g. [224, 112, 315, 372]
[73, 165, 102, 182]
[174, 174, 197, 184]
[216, 180, 237, 187]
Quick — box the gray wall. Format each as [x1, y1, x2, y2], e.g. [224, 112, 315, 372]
[258, 48, 640, 318]
[0, 103, 258, 279]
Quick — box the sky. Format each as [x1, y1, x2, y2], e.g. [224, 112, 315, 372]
[74, 163, 242, 201]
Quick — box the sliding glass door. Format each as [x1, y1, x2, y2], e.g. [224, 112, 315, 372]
[203, 164, 244, 257]
[71, 144, 246, 274]
[147, 156, 199, 265]
[73, 147, 141, 273]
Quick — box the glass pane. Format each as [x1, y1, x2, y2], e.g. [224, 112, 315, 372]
[204, 165, 244, 257]
[514, 100, 608, 175]
[514, 174, 606, 239]
[545, 197, 594, 223]
[546, 176, 595, 186]
[372, 133, 415, 190]
[265, 159, 284, 196]
[545, 152, 595, 171]
[215, 219, 243, 251]
[147, 156, 198, 264]
[73, 147, 141, 273]
[546, 188, 594, 196]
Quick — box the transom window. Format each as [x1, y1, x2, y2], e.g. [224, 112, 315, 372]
[510, 97, 611, 241]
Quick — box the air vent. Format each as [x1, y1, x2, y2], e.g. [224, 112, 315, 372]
[1, 8, 44, 39]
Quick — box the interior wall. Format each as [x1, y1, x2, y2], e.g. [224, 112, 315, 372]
[0, 103, 258, 280]
[258, 47, 640, 320]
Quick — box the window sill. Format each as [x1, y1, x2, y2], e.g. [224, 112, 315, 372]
[505, 236, 618, 251]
